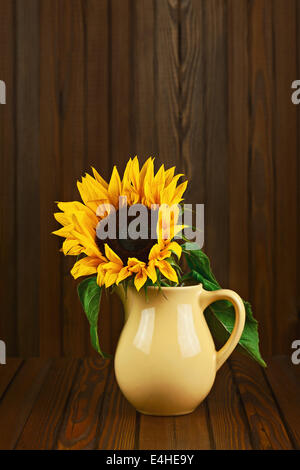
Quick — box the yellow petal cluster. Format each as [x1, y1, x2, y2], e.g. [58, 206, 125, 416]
[53, 157, 187, 291]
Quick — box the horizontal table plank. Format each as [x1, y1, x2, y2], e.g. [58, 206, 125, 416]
[0, 358, 52, 449]
[139, 414, 176, 450]
[16, 358, 79, 449]
[231, 354, 293, 450]
[56, 356, 110, 450]
[174, 403, 212, 450]
[207, 362, 252, 449]
[139, 402, 211, 450]
[0, 355, 297, 450]
[265, 355, 300, 449]
[96, 364, 136, 450]
[0, 358, 23, 399]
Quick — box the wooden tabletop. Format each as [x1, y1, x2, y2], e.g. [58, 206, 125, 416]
[0, 355, 299, 450]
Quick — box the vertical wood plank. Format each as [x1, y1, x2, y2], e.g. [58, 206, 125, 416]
[84, 0, 111, 354]
[16, 0, 40, 356]
[248, 0, 275, 357]
[110, 0, 131, 167]
[132, 0, 158, 156]
[273, 0, 298, 354]
[227, 0, 249, 299]
[180, 0, 206, 204]
[59, 0, 88, 356]
[39, 0, 62, 356]
[109, 0, 132, 352]
[0, 0, 17, 354]
[297, 0, 300, 342]
[202, 0, 229, 286]
[155, 0, 180, 168]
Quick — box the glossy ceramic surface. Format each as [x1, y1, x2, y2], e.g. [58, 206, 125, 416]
[114, 284, 245, 416]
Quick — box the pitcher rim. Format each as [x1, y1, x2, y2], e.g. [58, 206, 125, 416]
[146, 283, 203, 292]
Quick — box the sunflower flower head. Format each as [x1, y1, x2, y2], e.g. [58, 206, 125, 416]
[53, 156, 187, 292]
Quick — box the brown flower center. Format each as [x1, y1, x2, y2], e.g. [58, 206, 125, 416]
[95, 207, 159, 264]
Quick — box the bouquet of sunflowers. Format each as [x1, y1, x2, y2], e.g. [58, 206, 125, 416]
[53, 157, 265, 366]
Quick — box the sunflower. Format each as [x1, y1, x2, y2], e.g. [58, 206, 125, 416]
[53, 157, 187, 291]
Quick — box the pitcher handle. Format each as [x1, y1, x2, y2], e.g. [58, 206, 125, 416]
[200, 288, 246, 371]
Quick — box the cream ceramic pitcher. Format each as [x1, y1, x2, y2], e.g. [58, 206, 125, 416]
[114, 283, 245, 416]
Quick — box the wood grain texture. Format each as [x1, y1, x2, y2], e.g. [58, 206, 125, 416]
[15, 358, 79, 449]
[207, 362, 252, 449]
[180, 0, 206, 204]
[202, 0, 229, 286]
[84, 0, 111, 355]
[155, 0, 180, 168]
[16, 0, 40, 356]
[0, 0, 17, 354]
[0, 356, 298, 449]
[56, 357, 110, 450]
[109, 0, 132, 353]
[39, 0, 62, 356]
[132, 0, 158, 156]
[59, 0, 88, 355]
[174, 403, 211, 450]
[272, 0, 298, 354]
[0, 0, 299, 356]
[227, 0, 249, 300]
[297, 0, 300, 342]
[139, 402, 211, 450]
[265, 356, 300, 449]
[0, 358, 51, 449]
[96, 364, 136, 450]
[0, 358, 23, 399]
[139, 414, 176, 450]
[231, 354, 293, 450]
[248, 0, 275, 358]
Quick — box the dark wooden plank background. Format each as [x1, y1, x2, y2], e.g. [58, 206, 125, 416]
[0, 0, 299, 357]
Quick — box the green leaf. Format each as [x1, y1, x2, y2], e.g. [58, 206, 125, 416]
[183, 246, 266, 367]
[77, 276, 110, 358]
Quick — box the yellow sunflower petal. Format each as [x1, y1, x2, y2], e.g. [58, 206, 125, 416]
[108, 166, 122, 207]
[52, 225, 74, 238]
[147, 261, 157, 283]
[104, 244, 123, 265]
[148, 243, 161, 261]
[130, 156, 140, 190]
[170, 180, 188, 206]
[164, 166, 175, 185]
[62, 239, 82, 256]
[91, 167, 108, 189]
[104, 272, 119, 288]
[54, 212, 71, 226]
[134, 269, 148, 291]
[117, 266, 132, 284]
[97, 264, 107, 286]
[127, 258, 146, 272]
[70, 256, 100, 279]
[167, 241, 182, 259]
[56, 201, 86, 213]
[157, 260, 178, 283]
[103, 261, 123, 274]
